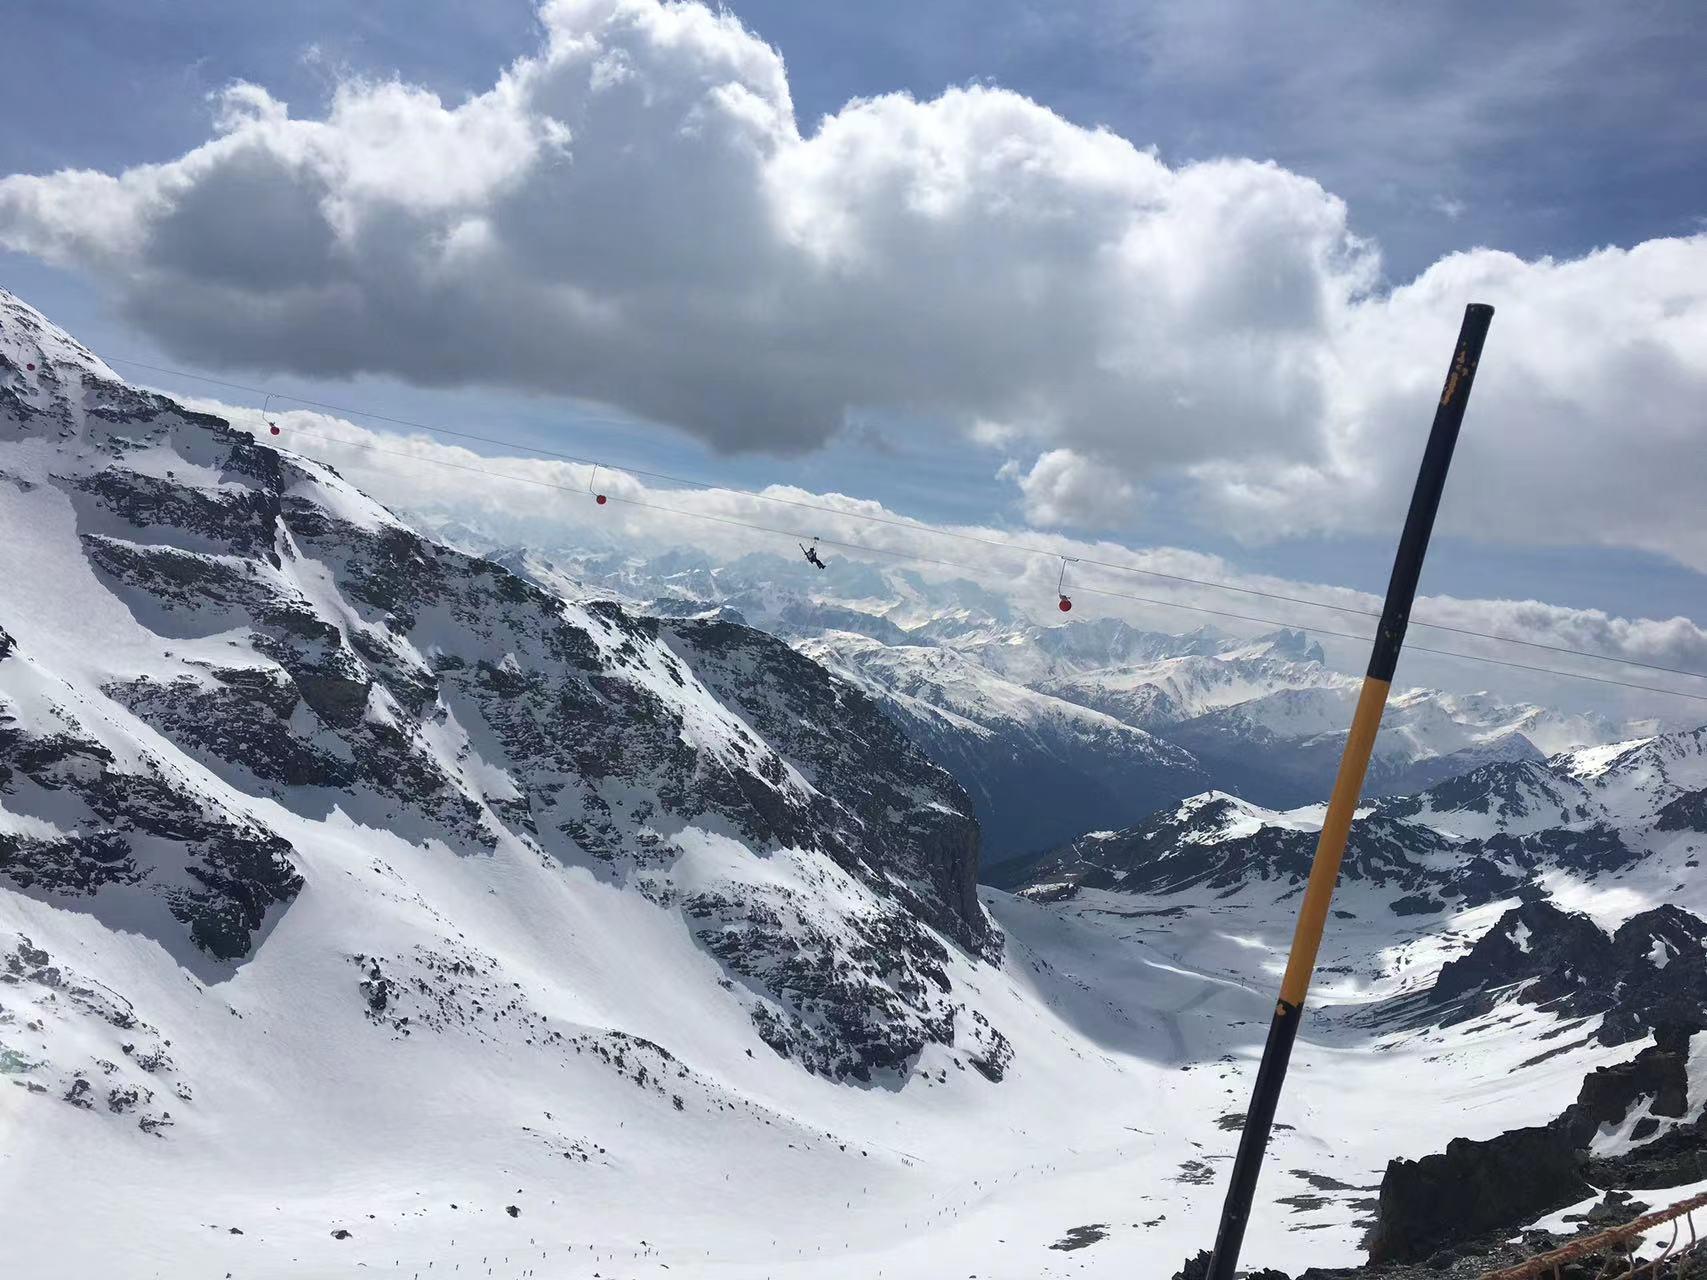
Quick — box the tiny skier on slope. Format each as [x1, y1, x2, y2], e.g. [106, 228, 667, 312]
[800, 540, 827, 570]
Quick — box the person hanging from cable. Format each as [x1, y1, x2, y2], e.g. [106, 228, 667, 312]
[800, 538, 827, 570]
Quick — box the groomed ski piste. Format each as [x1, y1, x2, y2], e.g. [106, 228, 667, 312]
[3, 286, 1706, 1280]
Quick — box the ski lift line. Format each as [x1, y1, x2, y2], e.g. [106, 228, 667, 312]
[116, 356, 1522, 621]
[109, 355, 896, 510]
[110, 356, 606, 464]
[279, 423, 1707, 704]
[270, 425, 1011, 574]
[1076, 581, 1707, 702]
[267, 423, 1707, 705]
[105, 352, 1707, 684]
[1394, 615, 1707, 681]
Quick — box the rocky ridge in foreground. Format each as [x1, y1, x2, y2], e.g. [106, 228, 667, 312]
[1174, 1013, 1707, 1277]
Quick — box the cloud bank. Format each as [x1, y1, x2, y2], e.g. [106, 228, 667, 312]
[3, 0, 1705, 568]
[182, 391, 1707, 722]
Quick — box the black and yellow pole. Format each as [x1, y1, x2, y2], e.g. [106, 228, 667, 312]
[1202, 302, 1494, 1280]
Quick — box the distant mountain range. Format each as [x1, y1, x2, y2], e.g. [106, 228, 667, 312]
[425, 538, 1663, 860]
[1004, 727, 1705, 959]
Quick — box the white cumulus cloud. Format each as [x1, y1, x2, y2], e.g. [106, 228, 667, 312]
[1005, 449, 1138, 529]
[2, 0, 1705, 568]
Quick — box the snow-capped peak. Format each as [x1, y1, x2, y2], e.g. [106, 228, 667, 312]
[0, 287, 120, 383]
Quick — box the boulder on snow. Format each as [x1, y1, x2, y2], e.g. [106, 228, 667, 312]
[1557, 1023, 1697, 1148]
[1365, 1124, 1591, 1264]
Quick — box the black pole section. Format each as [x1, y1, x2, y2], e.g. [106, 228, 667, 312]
[1365, 303, 1497, 684]
[1200, 302, 1493, 1280]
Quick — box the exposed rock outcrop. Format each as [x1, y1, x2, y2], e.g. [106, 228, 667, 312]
[1420, 899, 1707, 1046]
[1364, 1125, 1592, 1264]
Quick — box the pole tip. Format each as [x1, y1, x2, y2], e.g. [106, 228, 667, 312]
[1467, 301, 1494, 318]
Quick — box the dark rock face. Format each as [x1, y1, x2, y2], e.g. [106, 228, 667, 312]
[1171, 1250, 1287, 1280]
[1600, 910, 1707, 1045]
[105, 676, 352, 790]
[1434, 850, 1526, 908]
[1365, 1125, 1592, 1264]
[1020, 796, 1454, 899]
[1357, 1024, 1704, 1273]
[690, 883, 968, 1082]
[0, 681, 301, 961]
[1017, 777, 1652, 911]
[1656, 787, 1707, 832]
[1426, 900, 1707, 1046]
[1557, 1024, 1696, 1148]
[1432, 900, 1616, 1007]
[665, 619, 990, 956]
[1380, 759, 1600, 829]
[1586, 1112, 1707, 1190]
[1414, 826, 1642, 915]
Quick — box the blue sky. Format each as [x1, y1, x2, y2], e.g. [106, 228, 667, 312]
[2, 0, 1704, 665]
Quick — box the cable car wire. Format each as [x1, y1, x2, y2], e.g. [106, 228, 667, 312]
[259, 421, 1707, 705]
[104, 355, 1707, 684]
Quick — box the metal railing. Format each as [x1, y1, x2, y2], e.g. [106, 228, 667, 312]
[1479, 1190, 1707, 1279]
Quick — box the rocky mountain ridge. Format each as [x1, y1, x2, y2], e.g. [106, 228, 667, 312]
[1012, 732, 1703, 917]
[0, 285, 1009, 1111]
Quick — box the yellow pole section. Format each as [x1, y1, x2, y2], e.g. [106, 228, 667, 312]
[1203, 303, 1492, 1280]
[1277, 674, 1391, 1007]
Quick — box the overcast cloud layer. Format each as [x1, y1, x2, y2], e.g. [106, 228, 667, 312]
[2, 0, 1705, 569]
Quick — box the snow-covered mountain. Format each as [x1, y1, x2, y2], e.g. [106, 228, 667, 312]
[0, 287, 1352, 1280]
[429, 536, 1656, 860]
[797, 630, 1210, 858]
[0, 290, 1071, 1277]
[932, 628, 1648, 814]
[6, 287, 1706, 1280]
[1007, 726, 1707, 1274]
[1009, 728, 1707, 1045]
[1158, 679, 1636, 808]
